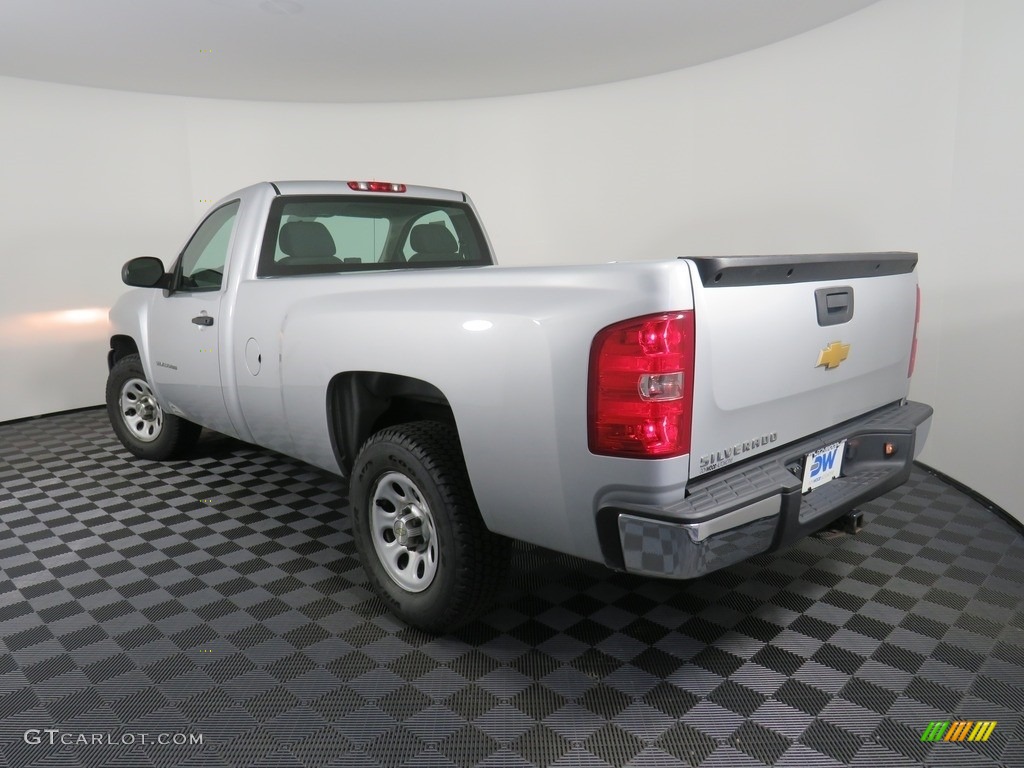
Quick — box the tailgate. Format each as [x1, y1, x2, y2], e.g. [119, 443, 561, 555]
[685, 252, 918, 478]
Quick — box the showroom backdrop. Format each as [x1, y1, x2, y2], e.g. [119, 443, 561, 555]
[0, 0, 1020, 519]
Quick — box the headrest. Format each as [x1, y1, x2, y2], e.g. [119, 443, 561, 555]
[279, 221, 336, 259]
[410, 222, 457, 255]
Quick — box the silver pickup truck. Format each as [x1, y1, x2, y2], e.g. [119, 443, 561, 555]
[107, 180, 932, 631]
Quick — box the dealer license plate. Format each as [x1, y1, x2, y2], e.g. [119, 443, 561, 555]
[802, 440, 846, 493]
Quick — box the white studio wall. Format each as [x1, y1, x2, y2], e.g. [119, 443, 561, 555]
[0, 81, 193, 424]
[0, 0, 1020, 518]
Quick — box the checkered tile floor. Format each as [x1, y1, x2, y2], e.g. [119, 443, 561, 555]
[1, 409, 1022, 768]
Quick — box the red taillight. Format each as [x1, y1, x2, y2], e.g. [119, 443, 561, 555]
[588, 312, 695, 458]
[908, 285, 920, 377]
[347, 181, 407, 193]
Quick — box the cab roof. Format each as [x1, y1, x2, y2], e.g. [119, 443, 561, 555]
[270, 180, 465, 202]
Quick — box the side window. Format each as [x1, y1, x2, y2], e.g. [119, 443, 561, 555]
[177, 201, 240, 291]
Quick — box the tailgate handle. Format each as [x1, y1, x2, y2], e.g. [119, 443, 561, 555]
[815, 286, 854, 326]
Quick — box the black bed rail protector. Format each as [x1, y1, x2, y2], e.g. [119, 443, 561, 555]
[683, 251, 917, 288]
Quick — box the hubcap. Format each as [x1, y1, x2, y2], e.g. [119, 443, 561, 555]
[119, 378, 164, 443]
[369, 471, 438, 593]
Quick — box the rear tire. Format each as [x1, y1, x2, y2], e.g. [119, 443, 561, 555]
[106, 354, 201, 460]
[351, 421, 509, 632]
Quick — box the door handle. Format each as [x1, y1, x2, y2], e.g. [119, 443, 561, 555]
[192, 315, 214, 326]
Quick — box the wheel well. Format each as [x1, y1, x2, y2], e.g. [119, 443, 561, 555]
[327, 372, 456, 474]
[108, 335, 139, 370]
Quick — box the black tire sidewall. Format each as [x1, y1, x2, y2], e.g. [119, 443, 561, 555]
[351, 433, 464, 631]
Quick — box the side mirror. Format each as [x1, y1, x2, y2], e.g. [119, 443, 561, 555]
[122, 257, 169, 288]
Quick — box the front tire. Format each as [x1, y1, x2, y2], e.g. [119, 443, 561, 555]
[351, 421, 509, 632]
[106, 354, 201, 460]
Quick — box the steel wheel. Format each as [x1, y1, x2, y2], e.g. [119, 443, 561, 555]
[106, 354, 201, 460]
[119, 377, 164, 443]
[370, 470, 439, 592]
[351, 421, 510, 631]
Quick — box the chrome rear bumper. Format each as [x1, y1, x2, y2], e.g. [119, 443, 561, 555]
[605, 401, 933, 579]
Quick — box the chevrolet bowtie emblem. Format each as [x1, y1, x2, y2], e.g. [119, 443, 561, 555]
[817, 341, 850, 370]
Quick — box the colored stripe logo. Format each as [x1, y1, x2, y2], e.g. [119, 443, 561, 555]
[921, 721, 997, 742]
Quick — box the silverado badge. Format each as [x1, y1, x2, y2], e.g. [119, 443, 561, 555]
[817, 341, 850, 370]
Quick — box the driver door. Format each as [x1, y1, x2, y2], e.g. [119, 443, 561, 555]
[147, 200, 239, 435]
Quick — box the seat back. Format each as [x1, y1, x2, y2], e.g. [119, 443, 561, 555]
[408, 222, 460, 262]
[278, 221, 340, 265]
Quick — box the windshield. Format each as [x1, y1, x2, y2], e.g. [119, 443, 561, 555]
[258, 195, 492, 277]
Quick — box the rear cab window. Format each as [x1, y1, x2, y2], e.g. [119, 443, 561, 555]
[257, 196, 492, 277]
